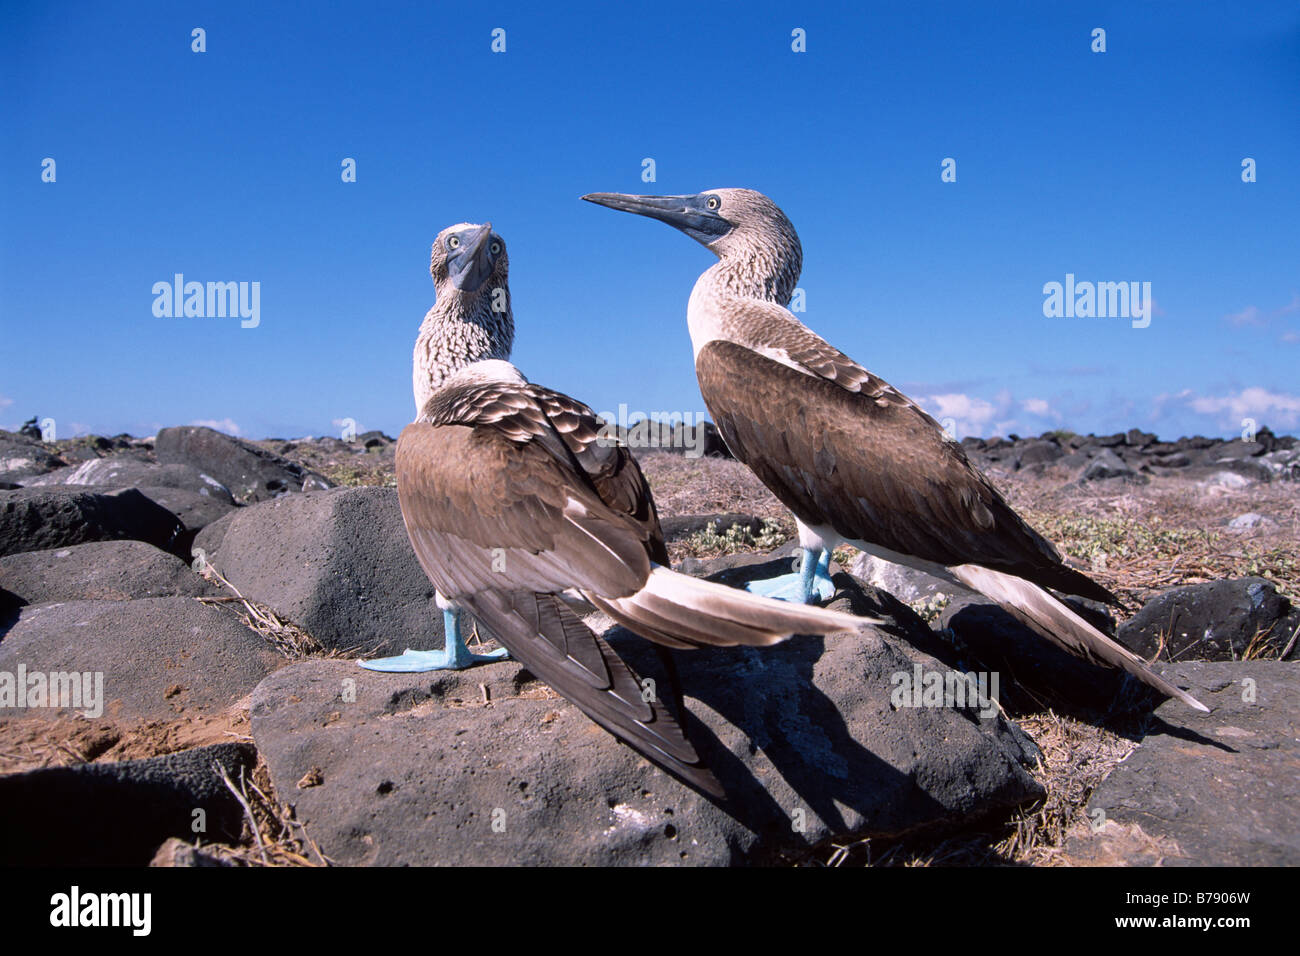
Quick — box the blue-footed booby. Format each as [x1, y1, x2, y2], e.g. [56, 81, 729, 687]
[363, 224, 873, 794]
[582, 188, 1207, 712]
[361, 221, 514, 673]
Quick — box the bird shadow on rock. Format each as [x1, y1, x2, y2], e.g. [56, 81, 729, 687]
[611, 627, 948, 856]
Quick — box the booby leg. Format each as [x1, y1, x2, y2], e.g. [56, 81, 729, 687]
[358, 608, 510, 672]
[744, 547, 835, 605]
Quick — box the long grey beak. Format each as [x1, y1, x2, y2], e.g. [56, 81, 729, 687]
[581, 192, 731, 246]
[449, 222, 494, 292]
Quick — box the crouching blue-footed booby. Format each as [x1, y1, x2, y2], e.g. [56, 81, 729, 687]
[363, 224, 873, 794]
[582, 188, 1208, 712]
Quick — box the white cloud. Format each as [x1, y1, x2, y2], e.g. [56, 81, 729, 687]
[0, 394, 12, 411]
[1021, 397, 1061, 420]
[1281, 331, 1300, 344]
[1226, 305, 1263, 327]
[1186, 387, 1300, 428]
[922, 393, 997, 428]
[190, 418, 242, 436]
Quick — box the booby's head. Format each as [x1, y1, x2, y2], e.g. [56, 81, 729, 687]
[430, 222, 509, 297]
[581, 188, 802, 302]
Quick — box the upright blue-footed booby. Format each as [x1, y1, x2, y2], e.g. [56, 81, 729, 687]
[582, 188, 1207, 712]
[364, 224, 873, 794]
[361, 221, 514, 673]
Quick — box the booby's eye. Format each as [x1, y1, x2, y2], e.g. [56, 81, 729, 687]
[489, 240, 502, 255]
[705, 196, 720, 210]
[447, 235, 461, 250]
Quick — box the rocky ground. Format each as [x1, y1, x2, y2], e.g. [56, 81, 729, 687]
[0, 422, 1295, 866]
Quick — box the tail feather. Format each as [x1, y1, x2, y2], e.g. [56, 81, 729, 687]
[949, 564, 1208, 712]
[589, 565, 876, 650]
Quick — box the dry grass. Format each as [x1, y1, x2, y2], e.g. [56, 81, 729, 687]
[194, 560, 359, 659]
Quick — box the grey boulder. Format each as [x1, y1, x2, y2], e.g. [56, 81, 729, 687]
[1069, 661, 1299, 865]
[0, 487, 184, 558]
[1118, 577, 1298, 662]
[0, 540, 218, 608]
[196, 487, 442, 657]
[155, 425, 331, 502]
[0, 743, 256, 865]
[0, 597, 283, 720]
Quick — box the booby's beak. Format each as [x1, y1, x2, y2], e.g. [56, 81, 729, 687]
[581, 192, 731, 247]
[448, 222, 495, 292]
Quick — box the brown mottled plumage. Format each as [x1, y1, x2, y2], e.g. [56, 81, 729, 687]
[412, 223, 514, 415]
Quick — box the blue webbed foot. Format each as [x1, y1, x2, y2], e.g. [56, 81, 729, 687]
[357, 646, 508, 672]
[357, 608, 510, 672]
[744, 548, 835, 605]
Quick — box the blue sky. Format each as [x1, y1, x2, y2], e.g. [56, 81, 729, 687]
[2, 1, 1297, 442]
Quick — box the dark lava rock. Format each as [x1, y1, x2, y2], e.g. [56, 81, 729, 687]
[0, 743, 256, 865]
[155, 425, 332, 502]
[1016, 440, 1064, 469]
[0, 436, 63, 483]
[24, 458, 233, 499]
[0, 540, 218, 607]
[132, 485, 235, 533]
[150, 837, 237, 867]
[1079, 448, 1147, 484]
[197, 487, 442, 657]
[0, 598, 283, 720]
[0, 487, 184, 559]
[250, 561, 1042, 866]
[1212, 440, 1266, 460]
[1118, 578, 1298, 662]
[1068, 661, 1299, 865]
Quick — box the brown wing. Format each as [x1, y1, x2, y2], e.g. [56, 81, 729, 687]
[397, 382, 718, 793]
[696, 339, 1116, 604]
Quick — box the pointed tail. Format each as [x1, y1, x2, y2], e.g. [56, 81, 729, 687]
[586, 564, 877, 650]
[949, 564, 1208, 712]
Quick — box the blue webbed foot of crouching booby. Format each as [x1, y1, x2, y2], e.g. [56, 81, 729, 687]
[358, 609, 510, 672]
[744, 548, 835, 605]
